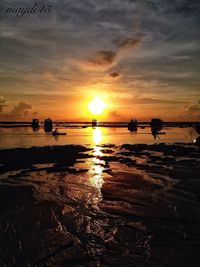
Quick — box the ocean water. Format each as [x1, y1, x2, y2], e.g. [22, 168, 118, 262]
[0, 125, 198, 149]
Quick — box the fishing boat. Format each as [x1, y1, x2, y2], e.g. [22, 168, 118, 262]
[52, 127, 66, 136]
[128, 119, 137, 131]
[52, 128, 66, 136]
[52, 132, 66, 136]
[31, 119, 39, 129]
[150, 118, 163, 132]
[150, 118, 164, 139]
[44, 118, 53, 132]
[92, 119, 98, 127]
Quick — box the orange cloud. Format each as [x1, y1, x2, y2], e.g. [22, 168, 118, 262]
[10, 101, 32, 116]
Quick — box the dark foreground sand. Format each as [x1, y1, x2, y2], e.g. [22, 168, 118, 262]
[0, 143, 200, 267]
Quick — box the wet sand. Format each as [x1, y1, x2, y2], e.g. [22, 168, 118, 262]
[0, 143, 200, 267]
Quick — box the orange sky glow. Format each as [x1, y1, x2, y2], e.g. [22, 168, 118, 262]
[0, 1, 199, 122]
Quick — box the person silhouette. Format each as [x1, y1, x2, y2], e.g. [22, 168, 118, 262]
[151, 128, 160, 140]
[53, 128, 58, 134]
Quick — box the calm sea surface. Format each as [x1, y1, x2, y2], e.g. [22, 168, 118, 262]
[0, 126, 198, 149]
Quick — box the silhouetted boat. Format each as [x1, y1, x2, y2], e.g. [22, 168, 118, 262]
[155, 132, 166, 135]
[44, 118, 53, 132]
[150, 118, 163, 139]
[31, 119, 39, 129]
[150, 118, 163, 130]
[52, 127, 66, 136]
[92, 119, 97, 127]
[128, 119, 137, 131]
[52, 132, 66, 136]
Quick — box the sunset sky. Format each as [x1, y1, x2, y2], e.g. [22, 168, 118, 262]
[0, 0, 200, 121]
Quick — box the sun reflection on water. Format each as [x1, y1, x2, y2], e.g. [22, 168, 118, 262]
[93, 128, 102, 145]
[89, 128, 104, 189]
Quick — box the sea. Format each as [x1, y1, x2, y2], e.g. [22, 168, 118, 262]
[0, 122, 198, 149]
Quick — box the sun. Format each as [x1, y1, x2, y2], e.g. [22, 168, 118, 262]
[88, 96, 106, 115]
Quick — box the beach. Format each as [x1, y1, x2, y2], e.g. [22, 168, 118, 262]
[0, 142, 200, 266]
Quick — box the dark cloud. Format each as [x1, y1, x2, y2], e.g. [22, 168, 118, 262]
[115, 36, 143, 50]
[172, 0, 200, 16]
[109, 72, 120, 78]
[10, 101, 32, 116]
[86, 36, 143, 69]
[88, 51, 116, 67]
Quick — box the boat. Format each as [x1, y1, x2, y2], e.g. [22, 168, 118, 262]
[52, 127, 66, 136]
[150, 118, 163, 132]
[150, 118, 164, 139]
[44, 118, 53, 132]
[128, 119, 137, 132]
[31, 118, 39, 129]
[52, 132, 66, 136]
[150, 118, 163, 128]
[92, 119, 97, 127]
[156, 132, 166, 135]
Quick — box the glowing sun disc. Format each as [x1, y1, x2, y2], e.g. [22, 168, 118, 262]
[88, 97, 106, 115]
